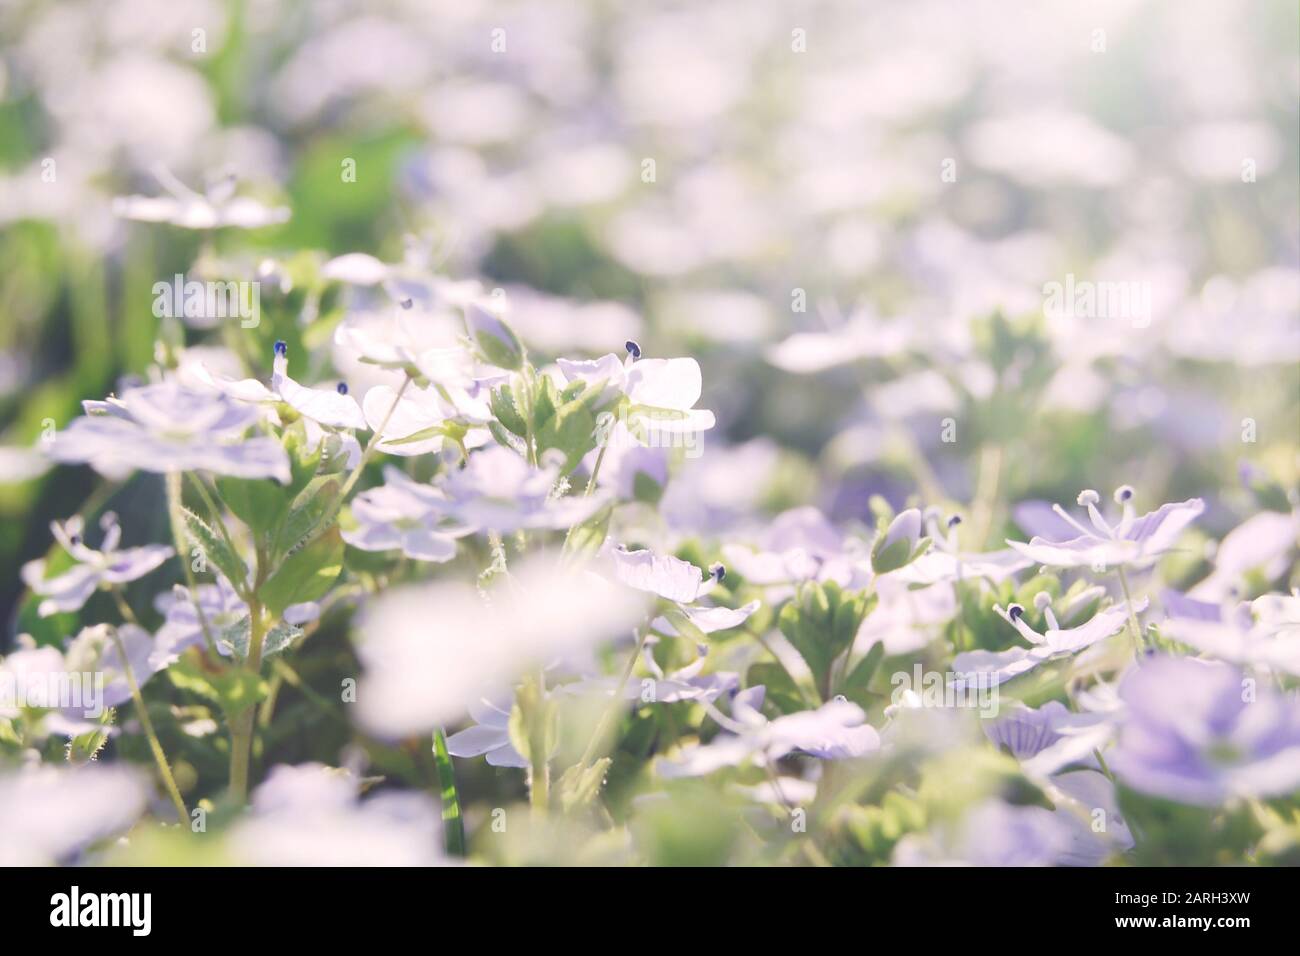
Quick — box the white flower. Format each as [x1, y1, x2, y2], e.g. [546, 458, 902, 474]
[0, 444, 51, 483]
[49, 381, 291, 483]
[321, 252, 392, 286]
[333, 302, 464, 371]
[871, 508, 927, 573]
[608, 545, 760, 636]
[952, 596, 1146, 689]
[765, 307, 914, 374]
[190, 340, 366, 430]
[896, 510, 1031, 585]
[112, 167, 289, 230]
[343, 466, 469, 562]
[1008, 487, 1204, 571]
[1188, 510, 1299, 602]
[563, 639, 744, 707]
[657, 695, 880, 778]
[151, 578, 244, 667]
[0, 639, 104, 735]
[361, 382, 455, 456]
[720, 507, 869, 600]
[609, 547, 719, 604]
[558, 343, 716, 437]
[21, 513, 172, 617]
[445, 696, 528, 768]
[856, 577, 957, 656]
[1161, 591, 1300, 676]
[432, 446, 606, 533]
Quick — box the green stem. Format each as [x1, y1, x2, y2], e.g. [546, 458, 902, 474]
[432, 727, 466, 856]
[578, 629, 648, 768]
[1093, 748, 1113, 782]
[295, 373, 413, 557]
[108, 621, 188, 823]
[336, 373, 413, 504]
[1116, 567, 1145, 654]
[584, 441, 609, 498]
[227, 598, 266, 804]
[560, 441, 611, 557]
[166, 471, 222, 658]
[518, 363, 539, 466]
[527, 669, 550, 814]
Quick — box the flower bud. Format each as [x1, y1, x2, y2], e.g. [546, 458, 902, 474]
[872, 508, 926, 574]
[465, 302, 524, 370]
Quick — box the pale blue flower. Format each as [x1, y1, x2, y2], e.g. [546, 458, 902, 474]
[1161, 590, 1300, 676]
[445, 696, 528, 768]
[21, 513, 172, 617]
[62, 623, 160, 709]
[49, 381, 291, 483]
[433, 446, 606, 533]
[657, 696, 879, 778]
[1009, 486, 1204, 570]
[343, 466, 469, 562]
[952, 594, 1145, 689]
[1108, 655, 1300, 805]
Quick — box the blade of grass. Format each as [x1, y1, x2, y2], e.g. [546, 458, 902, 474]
[432, 727, 465, 856]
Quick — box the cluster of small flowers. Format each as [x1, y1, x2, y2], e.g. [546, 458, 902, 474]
[4, 230, 1298, 865]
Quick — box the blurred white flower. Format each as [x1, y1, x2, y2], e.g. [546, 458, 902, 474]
[113, 166, 288, 229]
[229, 763, 446, 866]
[354, 557, 649, 735]
[0, 764, 147, 866]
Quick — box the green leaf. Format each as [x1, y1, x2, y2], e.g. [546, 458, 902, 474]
[216, 476, 288, 539]
[168, 658, 268, 720]
[260, 526, 344, 617]
[508, 675, 558, 772]
[67, 710, 115, 765]
[276, 475, 340, 558]
[382, 423, 447, 446]
[182, 507, 249, 590]
[557, 757, 612, 812]
[839, 641, 885, 695]
[465, 304, 525, 371]
[565, 503, 611, 560]
[218, 616, 304, 660]
[777, 581, 870, 701]
[282, 420, 323, 497]
[535, 394, 599, 474]
[490, 384, 529, 437]
[530, 375, 558, 435]
[487, 419, 524, 453]
[745, 662, 807, 715]
[632, 469, 664, 505]
[659, 605, 709, 646]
